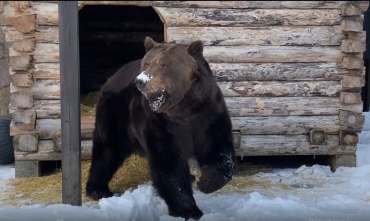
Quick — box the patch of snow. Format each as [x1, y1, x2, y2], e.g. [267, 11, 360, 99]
[136, 71, 150, 84]
[0, 164, 15, 181]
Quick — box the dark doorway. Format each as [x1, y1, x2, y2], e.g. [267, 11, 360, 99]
[78, 5, 164, 98]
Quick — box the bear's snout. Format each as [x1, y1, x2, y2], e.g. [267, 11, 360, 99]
[135, 71, 149, 91]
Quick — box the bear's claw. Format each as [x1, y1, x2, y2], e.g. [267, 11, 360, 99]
[86, 185, 113, 201]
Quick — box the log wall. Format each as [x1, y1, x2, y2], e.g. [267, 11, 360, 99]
[4, 1, 368, 161]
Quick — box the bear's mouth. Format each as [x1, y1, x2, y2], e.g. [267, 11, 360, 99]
[145, 89, 169, 112]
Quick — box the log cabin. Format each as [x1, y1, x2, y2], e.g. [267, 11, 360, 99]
[2, 1, 369, 177]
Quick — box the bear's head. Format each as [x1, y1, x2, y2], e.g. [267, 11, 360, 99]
[135, 37, 204, 114]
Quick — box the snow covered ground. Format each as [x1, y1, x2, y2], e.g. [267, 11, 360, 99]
[0, 112, 370, 221]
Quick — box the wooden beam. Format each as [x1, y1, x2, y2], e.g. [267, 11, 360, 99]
[211, 63, 364, 81]
[12, 110, 36, 130]
[9, 14, 36, 34]
[13, 134, 38, 152]
[166, 26, 345, 46]
[58, 1, 81, 206]
[154, 7, 342, 27]
[8, 96, 364, 120]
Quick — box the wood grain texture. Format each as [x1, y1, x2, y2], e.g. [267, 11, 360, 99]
[218, 81, 342, 97]
[10, 113, 362, 139]
[154, 7, 342, 27]
[12, 111, 36, 130]
[153, 1, 363, 9]
[10, 14, 36, 33]
[12, 73, 34, 87]
[9, 100, 61, 119]
[10, 92, 34, 109]
[340, 92, 362, 104]
[8, 78, 347, 100]
[341, 20, 363, 32]
[203, 46, 343, 63]
[231, 115, 353, 135]
[167, 26, 345, 46]
[237, 135, 356, 156]
[9, 55, 32, 71]
[32, 63, 60, 79]
[12, 38, 35, 52]
[342, 76, 365, 88]
[10, 79, 60, 100]
[340, 40, 366, 53]
[338, 110, 365, 128]
[13, 134, 38, 152]
[210, 63, 364, 81]
[342, 57, 364, 70]
[225, 97, 363, 116]
[11, 96, 362, 119]
[15, 62, 365, 82]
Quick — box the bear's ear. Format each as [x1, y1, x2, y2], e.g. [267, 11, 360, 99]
[144, 37, 157, 52]
[187, 40, 203, 58]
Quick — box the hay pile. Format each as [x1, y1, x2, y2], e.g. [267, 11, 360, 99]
[6, 156, 151, 206]
[80, 91, 100, 116]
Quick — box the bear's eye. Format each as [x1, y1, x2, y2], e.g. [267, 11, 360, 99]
[160, 64, 167, 69]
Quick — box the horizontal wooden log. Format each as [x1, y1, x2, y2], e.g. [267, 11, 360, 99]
[9, 100, 61, 119]
[30, 62, 364, 81]
[10, 96, 363, 120]
[340, 92, 362, 104]
[10, 115, 94, 139]
[28, 42, 349, 63]
[211, 63, 364, 81]
[10, 92, 34, 109]
[342, 57, 364, 70]
[15, 134, 359, 161]
[13, 134, 38, 152]
[32, 63, 60, 79]
[218, 81, 342, 97]
[338, 110, 365, 128]
[166, 26, 345, 46]
[9, 55, 32, 71]
[35, 26, 59, 43]
[9, 14, 36, 33]
[203, 46, 343, 63]
[231, 115, 358, 135]
[12, 111, 36, 130]
[9, 78, 346, 100]
[12, 38, 35, 52]
[342, 76, 365, 88]
[15, 140, 93, 161]
[154, 8, 342, 27]
[12, 73, 34, 87]
[341, 20, 363, 32]
[34, 43, 59, 63]
[226, 97, 363, 116]
[341, 40, 366, 53]
[153, 1, 365, 9]
[9, 114, 358, 140]
[237, 135, 356, 156]
[10, 79, 60, 100]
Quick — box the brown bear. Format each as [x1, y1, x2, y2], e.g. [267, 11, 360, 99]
[86, 37, 236, 220]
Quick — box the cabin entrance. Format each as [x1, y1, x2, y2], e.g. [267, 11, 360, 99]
[78, 5, 164, 105]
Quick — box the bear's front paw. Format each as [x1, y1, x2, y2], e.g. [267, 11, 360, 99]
[86, 185, 113, 201]
[197, 166, 228, 194]
[169, 206, 203, 221]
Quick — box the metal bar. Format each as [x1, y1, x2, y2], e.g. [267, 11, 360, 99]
[58, 1, 82, 206]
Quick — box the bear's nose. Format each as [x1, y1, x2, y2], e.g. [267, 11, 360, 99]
[135, 71, 148, 91]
